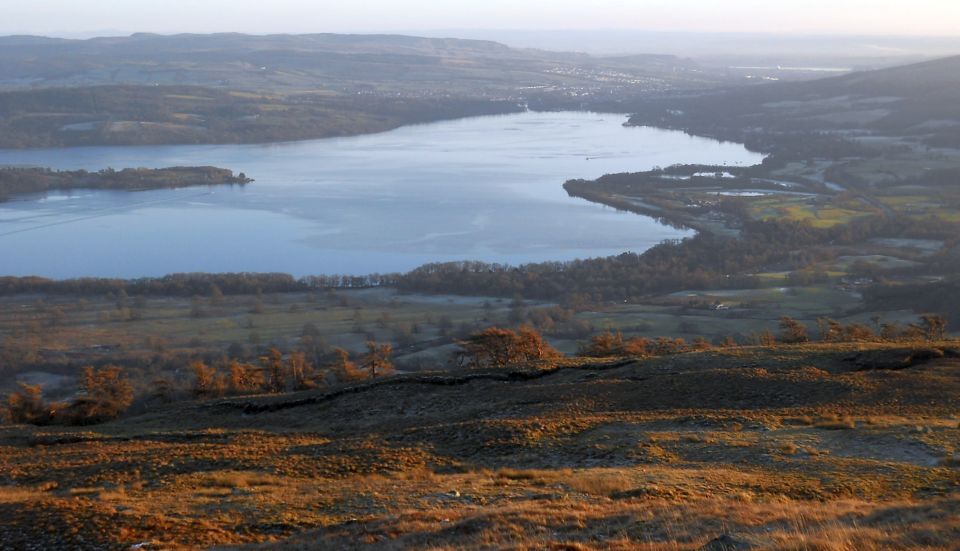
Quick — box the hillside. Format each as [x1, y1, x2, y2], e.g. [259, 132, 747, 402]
[0, 85, 528, 148]
[1, 344, 958, 549]
[0, 32, 744, 148]
[628, 55, 960, 151]
[0, 32, 718, 94]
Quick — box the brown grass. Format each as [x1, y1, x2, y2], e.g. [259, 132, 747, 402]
[815, 414, 857, 430]
[0, 345, 957, 548]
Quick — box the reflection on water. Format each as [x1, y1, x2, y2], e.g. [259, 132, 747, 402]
[0, 112, 764, 278]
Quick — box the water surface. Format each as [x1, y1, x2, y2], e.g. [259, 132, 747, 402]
[0, 112, 764, 278]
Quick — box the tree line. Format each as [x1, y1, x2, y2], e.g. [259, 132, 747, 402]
[397, 214, 952, 302]
[0, 272, 400, 298]
[7, 314, 950, 427]
[188, 342, 394, 398]
[5, 341, 395, 426]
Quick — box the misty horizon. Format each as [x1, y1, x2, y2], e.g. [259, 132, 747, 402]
[5, 29, 960, 61]
[6, 0, 960, 38]
[8, 28, 960, 40]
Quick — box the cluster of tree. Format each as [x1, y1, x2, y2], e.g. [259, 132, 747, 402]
[454, 326, 562, 369]
[397, 218, 826, 301]
[754, 315, 948, 346]
[0, 166, 251, 202]
[4, 341, 397, 426]
[578, 314, 950, 360]
[5, 366, 134, 426]
[399, 209, 960, 303]
[0, 274, 297, 297]
[817, 315, 946, 343]
[579, 331, 710, 358]
[299, 274, 400, 289]
[188, 343, 393, 398]
[0, 272, 404, 298]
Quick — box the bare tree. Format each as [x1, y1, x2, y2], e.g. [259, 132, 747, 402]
[330, 347, 365, 382]
[263, 348, 287, 393]
[191, 360, 225, 397]
[363, 341, 394, 379]
[69, 366, 135, 423]
[288, 351, 317, 390]
[229, 360, 264, 394]
[920, 314, 947, 341]
[5, 383, 52, 425]
[779, 316, 810, 344]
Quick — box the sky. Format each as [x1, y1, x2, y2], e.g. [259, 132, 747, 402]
[4, 0, 960, 37]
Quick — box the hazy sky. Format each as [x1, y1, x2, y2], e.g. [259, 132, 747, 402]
[5, 0, 960, 37]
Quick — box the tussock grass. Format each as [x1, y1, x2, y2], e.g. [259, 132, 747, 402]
[198, 470, 277, 489]
[1, 344, 957, 548]
[815, 414, 857, 430]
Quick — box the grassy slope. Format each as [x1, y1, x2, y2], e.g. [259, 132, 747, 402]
[0, 86, 525, 148]
[1, 343, 957, 549]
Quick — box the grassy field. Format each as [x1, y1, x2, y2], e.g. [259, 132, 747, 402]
[1, 343, 957, 549]
[754, 200, 877, 228]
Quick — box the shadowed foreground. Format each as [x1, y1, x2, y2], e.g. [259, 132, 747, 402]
[1, 344, 958, 550]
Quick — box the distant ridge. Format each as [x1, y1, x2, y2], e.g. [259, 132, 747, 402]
[0, 32, 707, 93]
[627, 54, 960, 151]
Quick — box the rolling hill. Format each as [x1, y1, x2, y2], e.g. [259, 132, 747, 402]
[0, 32, 739, 148]
[628, 55, 960, 152]
[0, 32, 716, 94]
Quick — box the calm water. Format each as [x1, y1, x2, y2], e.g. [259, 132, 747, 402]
[0, 112, 763, 278]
